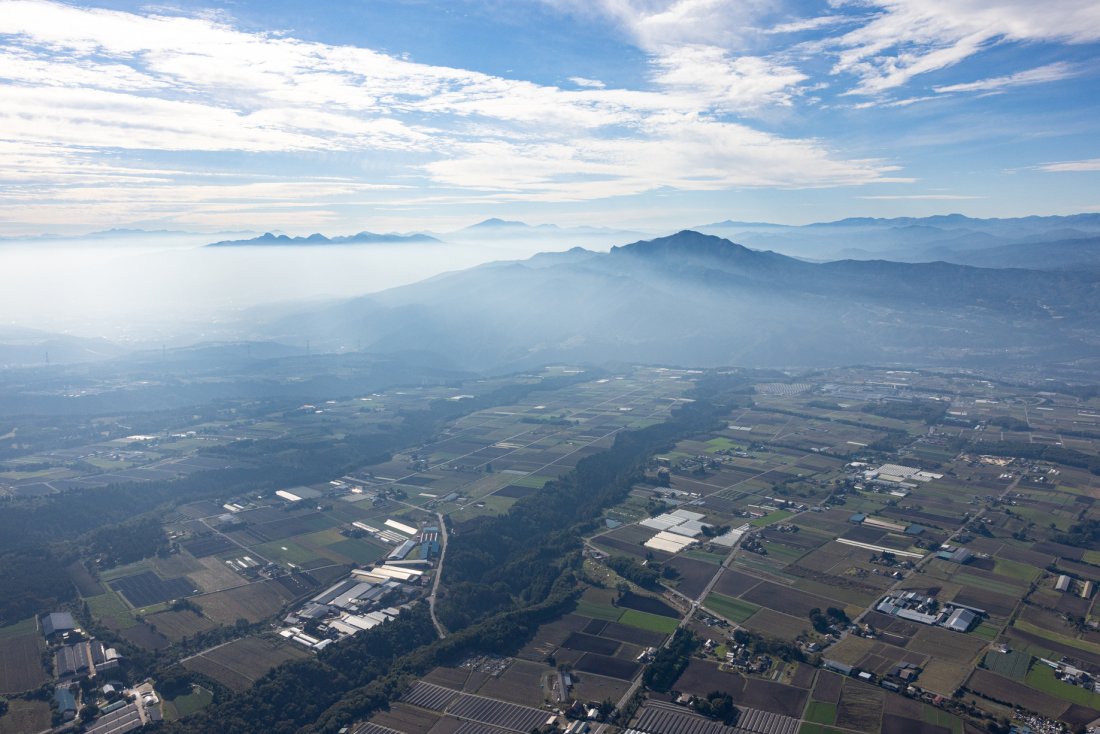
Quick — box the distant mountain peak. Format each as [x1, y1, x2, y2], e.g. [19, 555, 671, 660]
[613, 229, 761, 258]
[467, 218, 528, 229]
[207, 231, 440, 247]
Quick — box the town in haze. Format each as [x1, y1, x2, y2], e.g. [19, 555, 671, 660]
[0, 2, 1099, 734]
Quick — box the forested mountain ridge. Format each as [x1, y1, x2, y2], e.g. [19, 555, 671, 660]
[262, 230, 1100, 373]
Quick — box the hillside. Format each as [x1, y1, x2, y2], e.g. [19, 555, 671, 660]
[260, 231, 1100, 372]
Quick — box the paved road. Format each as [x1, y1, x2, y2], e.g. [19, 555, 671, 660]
[428, 511, 449, 638]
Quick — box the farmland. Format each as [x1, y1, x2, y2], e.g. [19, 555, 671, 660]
[0, 632, 46, 693]
[182, 636, 310, 692]
[3, 365, 1100, 734]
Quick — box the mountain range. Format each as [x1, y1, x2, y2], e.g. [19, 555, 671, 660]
[260, 230, 1100, 373]
[695, 213, 1100, 268]
[207, 231, 440, 247]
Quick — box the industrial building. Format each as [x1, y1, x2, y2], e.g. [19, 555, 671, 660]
[42, 611, 77, 638]
[875, 592, 984, 634]
[55, 639, 121, 680]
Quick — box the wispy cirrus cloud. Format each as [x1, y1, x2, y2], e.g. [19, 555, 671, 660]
[933, 62, 1081, 94]
[829, 0, 1100, 95]
[1038, 158, 1100, 173]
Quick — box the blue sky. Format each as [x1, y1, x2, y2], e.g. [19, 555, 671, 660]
[0, 0, 1098, 235]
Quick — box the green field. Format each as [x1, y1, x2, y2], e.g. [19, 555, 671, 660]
[619, 609, 680, 633]
[327, 537, 386, 564]
[165, 686, 214, 720]
[574, 600, 623, 622]
[922, 705, 963, 734]
[682, 549, 728, 565]
[751, 510, 794, 527]
[798, 725, 846, 734]
[87, 590, 136, 627]
[1013, 619, 1100, 658]
[253, 540, 323, 565]
[1025, 662, 1100, 707]
[706, 437, 740, 452]
[972, 621, 1000, 641]
[704, 592, 760, 623]
[761, 541, 806, 564]
[981, 649, 1030, 680]
[0, 617, 36, 641]
[804, 701, 837, 725]
[952, 572, 1022, 597]
[510, 474, 556, 489]
[992, 558, 1041, 582]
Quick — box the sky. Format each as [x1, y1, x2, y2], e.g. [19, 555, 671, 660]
[0, 0, 1099, 235]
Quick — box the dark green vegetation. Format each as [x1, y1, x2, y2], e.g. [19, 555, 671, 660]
[643, 629, 697, 692]
[0, 551, 74, 625]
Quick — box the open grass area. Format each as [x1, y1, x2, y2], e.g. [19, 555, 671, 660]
[326, 537, 387, 564]
[86, 590, 136, 627]
[798, 725, 846, 734]
[1014, 618, 1100, 658]
[972, 621, 1000, 641]
[574, 599, 623, 622]
[804, 701, 837, 725]
[618, 609, 680, 633]
[703, 592, 760, 623]
[98, 558, 154, 581]
[922, 706, 963, 734]
[165, 686, 214, 720]
[253, 539, 322, 566]
[0, 617, 36, 640]
[751, 510, 794, 527]
[0, 699, 50, 734]
[1025, 662, 1100, 708]
[509, 474, 556, 488]
[992, 558, 1041, 583]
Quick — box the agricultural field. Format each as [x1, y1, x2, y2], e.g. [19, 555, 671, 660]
[194, 579, 294, 624]
[5, 365, 1100, 734]
[0, 632, 46, 693]
[0, 700, 51, 734]
[182, 636, 310, 692]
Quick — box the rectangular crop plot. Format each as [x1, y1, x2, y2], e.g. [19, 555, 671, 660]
[561, 632, 620, 655]
[617, 591, 679, 618]
[449, 720, 514, 734]
[446, 693, 548, 733]
[633, 704, 738, 734]
[351, 724, 403, 734]
[599, 621, 667, 647]
[0, 634, 47, 693]
[740, 581, 841, 618]
[619, 609, 680, 634]
[573, 652, 640, 680]
[982, 650, 1031, 680]
[110, 571, 198, 607]
[704, 592, 760, 623]
[493, 485, 537, 498]
[183, 535, 236, 557]
[400, 681, 459, 711]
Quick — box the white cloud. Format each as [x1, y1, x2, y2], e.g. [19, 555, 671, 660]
[650, 47, 808, 110]
[1038, 158, 1100, 173]
[0, 0, 904, 230]
[569, 76, 606, 88]
[933, 62, 1080, 94]
[829, 0, 1100, 95]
